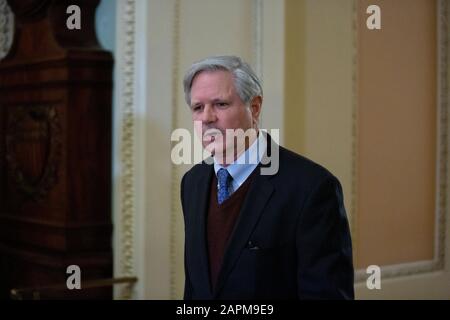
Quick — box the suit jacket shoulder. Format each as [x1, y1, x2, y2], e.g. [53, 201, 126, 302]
[182, 161, 212, 186]
[266, 146, 343, 213]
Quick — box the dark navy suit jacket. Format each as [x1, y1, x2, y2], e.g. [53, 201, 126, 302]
[181, 137, 354, 299]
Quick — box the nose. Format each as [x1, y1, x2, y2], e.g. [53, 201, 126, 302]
[201, 104, 217, 124]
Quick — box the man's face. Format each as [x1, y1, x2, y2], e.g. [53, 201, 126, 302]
[190, 70, 261, 162]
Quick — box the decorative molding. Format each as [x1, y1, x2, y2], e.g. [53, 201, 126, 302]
[252, 0, 263, 82]
[252, 0, 263, 126]
[434, 0, 448, 272]
[116, 0, 137, 299]
[354, 0, 449, 282]
[0, 0, 14, 60]
[169, 0, 181, 300]
[355, 259, 445, 282]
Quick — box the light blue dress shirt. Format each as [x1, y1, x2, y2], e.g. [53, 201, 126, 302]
[213, 132, 267, 195]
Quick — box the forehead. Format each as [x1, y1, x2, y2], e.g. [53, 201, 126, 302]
[190, 70, 236, 99]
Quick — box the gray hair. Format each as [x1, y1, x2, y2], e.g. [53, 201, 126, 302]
[183, 55, 263, 106]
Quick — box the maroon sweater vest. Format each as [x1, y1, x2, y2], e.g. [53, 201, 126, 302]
[207, 170, 256, 290]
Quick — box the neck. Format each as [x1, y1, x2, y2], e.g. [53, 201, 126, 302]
[214, 129, 259, 166]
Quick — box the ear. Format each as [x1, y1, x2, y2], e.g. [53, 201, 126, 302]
[250, 96, 262, 124]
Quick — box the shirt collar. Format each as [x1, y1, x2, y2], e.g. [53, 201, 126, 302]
[214, 131, 267, 191]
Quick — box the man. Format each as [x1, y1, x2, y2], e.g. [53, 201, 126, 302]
[180, 55, 354, 299]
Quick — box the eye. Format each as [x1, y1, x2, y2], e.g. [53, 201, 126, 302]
[191, 105, 203, 112]
[215, 102, 229, 108]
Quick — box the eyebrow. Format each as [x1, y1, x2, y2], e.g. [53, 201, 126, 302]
[190, 97, 230, 106]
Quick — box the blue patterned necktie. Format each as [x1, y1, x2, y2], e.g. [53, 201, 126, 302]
[217, 168, 231, 204]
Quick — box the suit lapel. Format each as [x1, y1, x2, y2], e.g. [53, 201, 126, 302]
[213, 169, 274, 298]
[189, 163, 214, 298]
